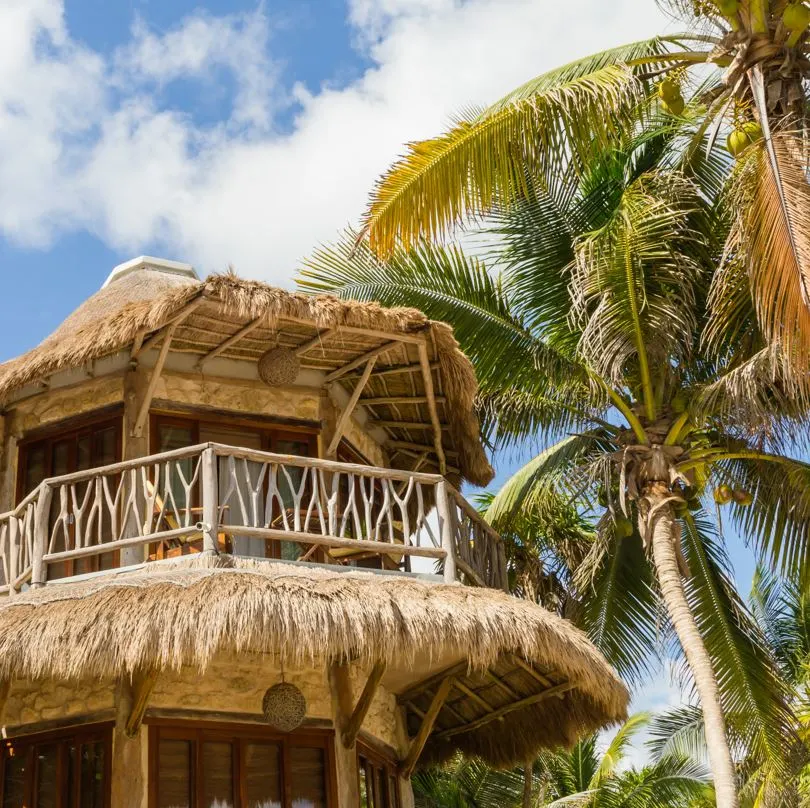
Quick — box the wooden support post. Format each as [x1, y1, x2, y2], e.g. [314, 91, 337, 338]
[132, 322, 176, 439]
[196, 316, 265, 369]
[8, 517, 18, 598]
[435, 481, 457, 584]
[125, 670, 159, 738]
[417, 343, 446, 476]
[342, 661, 386, 748]
[31, 484, 53, 588]
[328, 661, 360, 808]
[201, 446, 219, 554]
[131, 296, 204, 360]
[113, 678, 148, 808]
[0, 679, 11, 726]
[326, 357, 377, 456]
[399, 675, 455, 779]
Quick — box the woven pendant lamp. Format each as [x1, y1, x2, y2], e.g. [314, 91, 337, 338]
[258, 347, 300, 386]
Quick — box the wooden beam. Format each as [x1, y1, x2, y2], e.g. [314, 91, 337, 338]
[397, 662, 469, 705]
[400, 675, 455, 778]
[451, 679, 493, 714]
[386, 441, 458, 457]
[366, 361, 439, 379]
[325, 341, 402, 383]
[375, 421, 450, 431]
[130, 329, 146, 361]
[132, 322, 176, 438]
[327, 357, 377, 455]
[455, 556, 488, 588]
[418, 343, 446, 476]
[510, 655, 556, 689]
[485, 670, 520, 701]
[125, 669, 159, 738]
[342, 661, 386, 748]
[196, 316, 265, 368]
[295, 329, 335, 356]
[328, 661, 354, 734]
[281, 318, 427, 346]
[436, 682, 575, 740]
[360, 396, 446, 406]
[131, 296, 204, 359]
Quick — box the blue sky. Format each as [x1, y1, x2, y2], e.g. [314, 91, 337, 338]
[0, 0, 758, 763]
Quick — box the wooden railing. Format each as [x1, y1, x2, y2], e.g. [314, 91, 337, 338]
[0, 443, 508, 595]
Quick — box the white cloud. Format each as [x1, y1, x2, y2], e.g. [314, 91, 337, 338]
[0, 0, 672, 284]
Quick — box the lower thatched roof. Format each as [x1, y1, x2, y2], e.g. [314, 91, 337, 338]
[0, 556, 627, 766]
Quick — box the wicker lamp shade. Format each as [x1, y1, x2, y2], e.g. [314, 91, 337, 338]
[262, 682, 307, 732]
[258, 347, 300, 386]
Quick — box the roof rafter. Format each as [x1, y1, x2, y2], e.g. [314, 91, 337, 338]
[195, 316, 265, 369]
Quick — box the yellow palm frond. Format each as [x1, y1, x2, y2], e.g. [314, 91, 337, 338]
[364, 65, 643, 257]
[736, 134, 810, 370]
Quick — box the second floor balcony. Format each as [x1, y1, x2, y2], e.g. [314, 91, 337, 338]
[0, 442, 507, 595]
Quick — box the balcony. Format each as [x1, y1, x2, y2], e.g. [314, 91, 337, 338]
[0, 443, 507, 595]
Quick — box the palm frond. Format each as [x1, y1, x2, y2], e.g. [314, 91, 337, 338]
[721, 134, 810, 371]
[363, 66, 644, 256]
[647, 705, 708, 763]
[574, 519, 662, 686]
[481, 38, 670, 115]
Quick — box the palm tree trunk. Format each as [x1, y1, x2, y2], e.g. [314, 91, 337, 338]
[641, 482, 739, 808]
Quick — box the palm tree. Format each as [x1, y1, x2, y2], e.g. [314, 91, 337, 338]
[412, 714, 711, 807]
[650, 569, 810, 804]
[358, 0, 810, 370]
[299, 125, 804, 807]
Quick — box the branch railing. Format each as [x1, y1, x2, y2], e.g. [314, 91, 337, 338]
[0, 443, 507, 595]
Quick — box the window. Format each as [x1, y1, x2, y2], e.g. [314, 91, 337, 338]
[358, 746, 400, 808]
[0, 725, 111, 808]
[149, 723, 336, 808]
[150, 414, 318, 561]
[16, 414, 122, 580]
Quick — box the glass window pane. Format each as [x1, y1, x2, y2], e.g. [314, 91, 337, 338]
[2, 748, 27, 808]
[158, 739, 191, 808]
[358, 761, 369, 808]
[76, 436, 92, 472]
[201, 742, 233, 808]
[244, 743, 282, 808]
[94, 427, 117, 466]
[79, 741, 105, 808]
[35, 743, 59, 808]
[290, 747, 326, 808]
[24, 443, 47, 495]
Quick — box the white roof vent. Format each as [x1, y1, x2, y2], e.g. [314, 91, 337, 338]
[103, 256, 199, 288]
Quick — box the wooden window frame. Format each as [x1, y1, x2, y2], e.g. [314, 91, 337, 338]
[357, 742, 401, 808]
[16, 410, 123, 503]
[0, 722, 113, 808]
[147, 721, 338, 808]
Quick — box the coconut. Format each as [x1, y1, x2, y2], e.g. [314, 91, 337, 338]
[614, 517, 633, 539]
[733, 489, 753, 506]
[784, 3, 810, 31]
[713, 484, 733, 505]
[657, 78, 680, 103]
[671, 391, 687, 414]
[662, 95, 685, 116]
[727, 128, 752, 157]
[742, 121, 762, 142]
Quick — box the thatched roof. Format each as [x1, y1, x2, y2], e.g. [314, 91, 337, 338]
[0, 557, 628, 766]
[0, 266, 492, 486]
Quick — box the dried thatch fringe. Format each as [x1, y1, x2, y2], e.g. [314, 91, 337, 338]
[0, 272, 492, 485]
[0, 557, 627, 765]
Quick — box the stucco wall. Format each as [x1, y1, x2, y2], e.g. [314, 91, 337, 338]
[155, 370, 322, 423]
[2, 656, 407, 808]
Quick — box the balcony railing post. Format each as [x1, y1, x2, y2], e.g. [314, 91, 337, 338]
[31, 485, 52, 589]
[435, 480, 457, 584]
[201, 447, 219, 554]
[8, 516, 18, 598]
